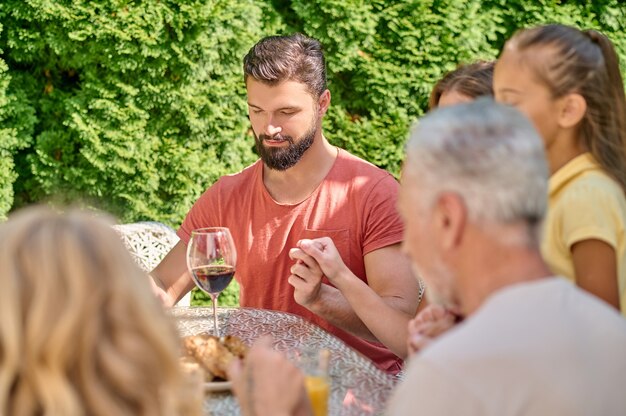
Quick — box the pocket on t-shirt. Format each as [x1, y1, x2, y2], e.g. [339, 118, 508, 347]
[301, 229, 351, 276]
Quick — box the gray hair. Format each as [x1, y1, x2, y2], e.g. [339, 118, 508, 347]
[403, 99, 549, 243]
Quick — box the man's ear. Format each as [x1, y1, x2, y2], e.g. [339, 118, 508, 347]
[435, 192, 467, 250]
[318, 89, 331, 116]
[557, 93, 586, 129]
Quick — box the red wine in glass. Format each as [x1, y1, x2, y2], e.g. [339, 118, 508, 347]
[190, 265, 235, 294]
[187, 227, 237, 337]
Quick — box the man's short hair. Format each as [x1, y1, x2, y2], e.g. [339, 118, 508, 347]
[243, 33, 327, 97]
[404, 99, 549, 243]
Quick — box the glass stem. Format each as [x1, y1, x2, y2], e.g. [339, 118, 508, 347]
[211, 293, 219, 337]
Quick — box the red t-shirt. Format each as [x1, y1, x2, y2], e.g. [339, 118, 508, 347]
[179, 149, 405, 373]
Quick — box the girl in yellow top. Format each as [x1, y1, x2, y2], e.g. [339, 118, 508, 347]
[493, 24, 626, 313]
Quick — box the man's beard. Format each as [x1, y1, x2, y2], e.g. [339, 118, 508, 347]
[254, 120, 317, 171]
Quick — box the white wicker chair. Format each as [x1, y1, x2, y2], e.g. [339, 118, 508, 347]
[113, 221, 191, 307]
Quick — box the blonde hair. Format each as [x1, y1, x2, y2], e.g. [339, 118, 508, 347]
[0, 206, 200, 416]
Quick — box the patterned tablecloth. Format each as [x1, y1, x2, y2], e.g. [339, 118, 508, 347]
[172, 307, 398, 416]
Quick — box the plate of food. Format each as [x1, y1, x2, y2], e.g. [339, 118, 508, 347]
[180, 334, 248, 392]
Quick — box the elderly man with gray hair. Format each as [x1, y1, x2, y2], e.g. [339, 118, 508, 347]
[229, 100, 626, 416]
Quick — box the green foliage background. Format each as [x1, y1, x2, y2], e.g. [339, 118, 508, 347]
[1, 0, 625, 305]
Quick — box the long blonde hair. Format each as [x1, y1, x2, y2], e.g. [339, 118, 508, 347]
[0, 206, 200, 416]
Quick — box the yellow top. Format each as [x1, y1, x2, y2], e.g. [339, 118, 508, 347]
[541, 153, 626, 313]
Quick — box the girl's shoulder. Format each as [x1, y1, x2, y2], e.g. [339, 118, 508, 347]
[560, 169, 626, 214]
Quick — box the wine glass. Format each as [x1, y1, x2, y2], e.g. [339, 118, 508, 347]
[186, 227, 237, 337]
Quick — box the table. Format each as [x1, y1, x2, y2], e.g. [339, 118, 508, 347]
[172, 307, 398, 416]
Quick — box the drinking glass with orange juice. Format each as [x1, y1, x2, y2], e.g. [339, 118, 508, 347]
[305, 374, 329, 416]
[299, 348, 331, 416]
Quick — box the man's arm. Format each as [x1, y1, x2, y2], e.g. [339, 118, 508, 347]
[289, 239, 424, 358]
[150, 241, 196, 307]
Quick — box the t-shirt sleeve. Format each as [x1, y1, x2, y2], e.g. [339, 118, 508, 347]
[177, 182, 221, 244]
[362, 174, 404, 255]
[386, 358, 484, 415]
[559, 183, 623, 250]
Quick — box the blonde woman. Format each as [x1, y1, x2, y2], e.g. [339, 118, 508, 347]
[0, 206, 201, 416]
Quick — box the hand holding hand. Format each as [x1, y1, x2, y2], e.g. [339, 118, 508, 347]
[295, 237, 348, 285]
[229, 336, 311, 416]
[288, 237, 351, 308]
[288, 245, 325, 308]
[407, 304, 460, 355]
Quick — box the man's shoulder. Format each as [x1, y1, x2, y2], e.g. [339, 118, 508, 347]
[213, 160, 261, 189]
[420, 279, 626, 363]
[334, 148, 396, 181]
[406, 280, 626, 413]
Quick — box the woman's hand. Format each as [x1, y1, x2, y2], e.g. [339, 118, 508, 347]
[229, 337, 312, 416]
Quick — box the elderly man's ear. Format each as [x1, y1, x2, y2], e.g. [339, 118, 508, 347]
[433, 192, 467, 251]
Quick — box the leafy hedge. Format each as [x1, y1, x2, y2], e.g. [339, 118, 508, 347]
[0, 0, 284, 226]
[1, 0, 625, 305]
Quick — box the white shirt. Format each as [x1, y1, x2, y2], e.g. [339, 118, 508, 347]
[387, 278, 626, 415]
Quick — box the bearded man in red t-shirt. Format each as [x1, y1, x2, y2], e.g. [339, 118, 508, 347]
[151, 33, 423, 374]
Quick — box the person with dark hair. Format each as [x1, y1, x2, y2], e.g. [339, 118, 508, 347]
[407, 23, 626, 357]
[404, 60, 496, 354]
[494, 24, 626, 314]
[151, 33, 423, 374]
[429, 61, 495, 109]
[229, 100, 626, 416]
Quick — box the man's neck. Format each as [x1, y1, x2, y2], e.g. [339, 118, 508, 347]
[456, 223, 552, 316]
[262, 134, 338, 204]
